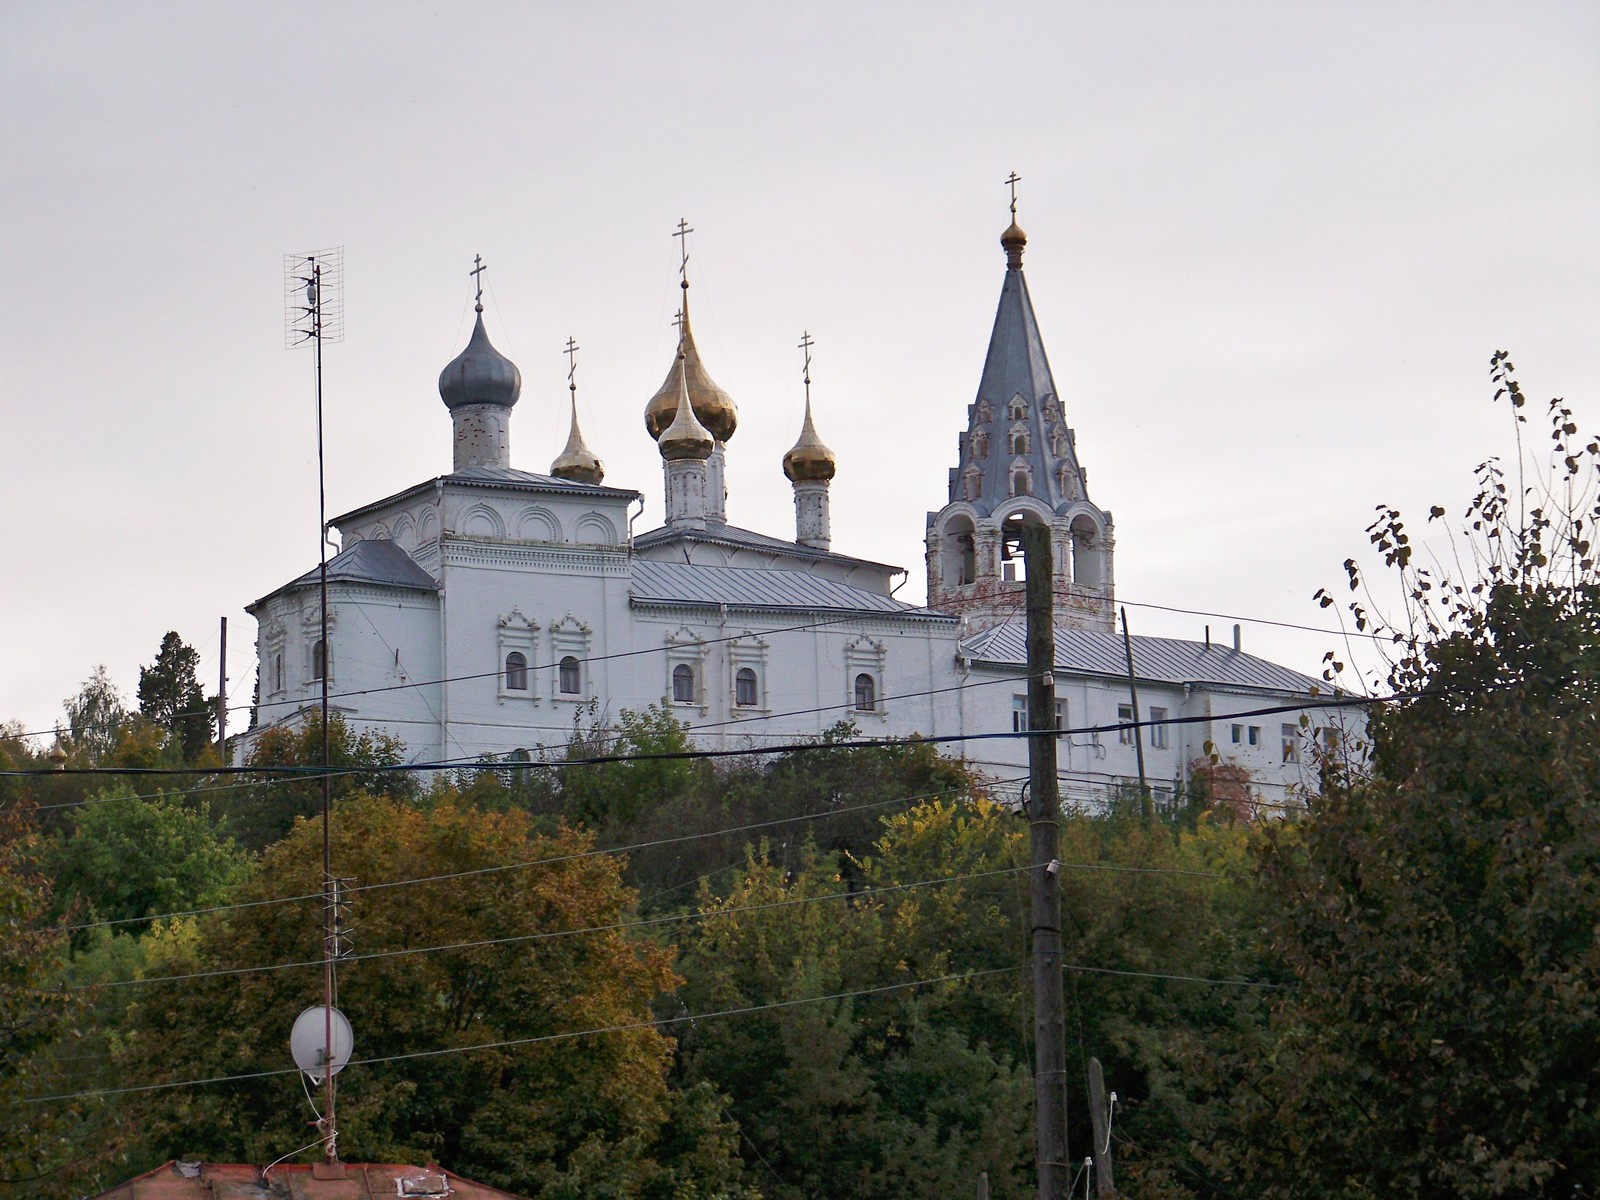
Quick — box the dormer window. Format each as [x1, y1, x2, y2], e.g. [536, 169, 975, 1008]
[1008, 397, 1027, 421]
[1011, 467, 1032, 497]
[1009, 426, 1030, 456]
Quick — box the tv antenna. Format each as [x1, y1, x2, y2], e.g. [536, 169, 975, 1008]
[282, 247, 350, 1174]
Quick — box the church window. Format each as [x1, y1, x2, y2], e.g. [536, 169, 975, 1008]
[672, 663, 696, 704]
[274, 654, 283, 692]
[1282, 723, 1300, 764]
[1150, 706, 1169, 749]
[1008, 397, 1027, 421]
[311, 640, 328, 682]
[505, 652, 529, 691]
[1011, 468, 1031, 497]
[962, 467, 982, 502]
[854, 673, 877, 713]
[735, 667, 758, 708]
[970, 428, 988, 458]
[558, 655, 581, 695]
[1118, 703, 1135, 744]
[1010, 427, 1029, 456]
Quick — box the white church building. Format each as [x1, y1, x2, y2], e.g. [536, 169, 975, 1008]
[244, 213, 1338, 809]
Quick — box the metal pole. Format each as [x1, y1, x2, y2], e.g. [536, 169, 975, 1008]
[217, 616, 228, 757]
[312, 260, 337, 1165]
[1119, 608, 1148, 811]
[1022, 521, 1069, 1200]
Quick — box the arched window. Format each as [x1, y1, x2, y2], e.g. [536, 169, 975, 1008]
[274, 653, 283, 692]
[558, 655, 581, 695]
[672, 663, 696, 703]
[1008, 397, 1027, 421]
[854, 673, 876, 712]
[734, 667, 758, 707]
[504, 651, 528, 691]
[1010, 428, 1029, 456]
[1011, 468, 1031, 497]
[311, 640, 327, 682]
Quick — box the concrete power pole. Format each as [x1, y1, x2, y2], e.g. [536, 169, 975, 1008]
[1021, 521, 1069, 1200]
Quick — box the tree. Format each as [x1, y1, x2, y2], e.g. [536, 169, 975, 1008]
[120, 796, 748, 1197]
[43, 788, 251, 936]
[1203, 357, 1600, 1197]
[62, 665, 126, 765]
[218, 713, 418, 850]
[0, 802, 114, 1196]
[138, 631, 212, 761]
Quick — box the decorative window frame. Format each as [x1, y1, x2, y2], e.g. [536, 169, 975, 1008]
[262, 619, 287, 699]
[665, 626, 708, 712]
[844, 635, 888, 720]
[497, 607, 540, 703]
[301, 604, 336, 688]
[726, 631, 769, 715]
[549, 613, 593, 703]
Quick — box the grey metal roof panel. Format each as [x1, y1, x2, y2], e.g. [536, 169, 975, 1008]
[331, 469, 639, 528]
[630, 559, 949, 619]
[260, 539, 440, 607]
[962, 621, 1320, 693]
[633, 521, 902, 573]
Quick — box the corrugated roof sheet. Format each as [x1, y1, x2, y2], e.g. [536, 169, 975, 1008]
[630, 559, 948, 619]
[962, 620, 1320, 693]
[634, 521, 901, 572]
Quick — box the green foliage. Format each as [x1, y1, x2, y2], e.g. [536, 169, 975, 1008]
[1207, 358, 1600, 1197]
[63, 665, 127, 765]
[43, 787, 251, 935]
[0, 803, 115, 1196]
[219, 713, 418, 850]
[137, 631, 213, 762]
[119, 797, 749, 1197]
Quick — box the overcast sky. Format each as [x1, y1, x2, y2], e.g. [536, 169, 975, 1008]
[3, 2, 1596, 740]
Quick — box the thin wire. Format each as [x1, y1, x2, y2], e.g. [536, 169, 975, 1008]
[50, 774, 1010, 936]
[5, 587, 1389, 744]
[1, 687, 1394, 780]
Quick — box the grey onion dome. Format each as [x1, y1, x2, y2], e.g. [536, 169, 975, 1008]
[439, 311, 523, 411]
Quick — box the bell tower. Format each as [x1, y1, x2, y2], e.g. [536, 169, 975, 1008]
[925, 186, 1115, 631]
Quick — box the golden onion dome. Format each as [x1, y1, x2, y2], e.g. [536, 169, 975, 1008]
[550, 392, 605, 485]
[644, 284, 738, 443]
[1000, 219, 1027, 269]
[783, 398, 837, 483]
[658, 353, 715, 462]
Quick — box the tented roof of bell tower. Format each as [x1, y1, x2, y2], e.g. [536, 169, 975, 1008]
[946, 226, 1091, 518]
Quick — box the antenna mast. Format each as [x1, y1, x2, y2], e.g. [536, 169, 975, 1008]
[284, 247, 347, 1173]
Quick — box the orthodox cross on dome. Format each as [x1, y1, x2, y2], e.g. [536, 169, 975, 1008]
[672, 218, 694, 286]
[798, 330, 814, 401]
[470, 254, 488, 312]
[1004, 171, 1021, 216]
[671, 307, 686, 335]
[564, 335, 580, 396]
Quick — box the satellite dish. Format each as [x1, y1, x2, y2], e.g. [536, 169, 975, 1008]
[289, 1005, 354, 1083]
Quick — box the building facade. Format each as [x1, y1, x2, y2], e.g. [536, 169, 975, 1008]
[244, 216, 1342, 809]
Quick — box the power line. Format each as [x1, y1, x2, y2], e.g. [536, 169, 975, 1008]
[1, 689, 1388, 781]
[76, 853, 1226, 992]
[26, 952, 1286, 1106]
[51, 775, 1012, 936]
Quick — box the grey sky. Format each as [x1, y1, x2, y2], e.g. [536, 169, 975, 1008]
[3, 1, 1596, 739]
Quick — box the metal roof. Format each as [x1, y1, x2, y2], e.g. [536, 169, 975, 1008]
[331, 468, 639, 528]
[250, 539, 438, 610]
[630, 559, 949, 619]
[962, 621, 1321, 693]
[633, 521, 901, 573]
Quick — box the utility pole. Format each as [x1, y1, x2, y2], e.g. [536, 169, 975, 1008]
[1119, 607, 1149, 816]
[1020, 519, 1069, 1200]
[216, 616, 228, 757]
[1087, 1056, 1116, 1196]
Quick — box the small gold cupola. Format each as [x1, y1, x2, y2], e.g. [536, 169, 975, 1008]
[644, 280, 738, 443]
[550, 336, 605, 485]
